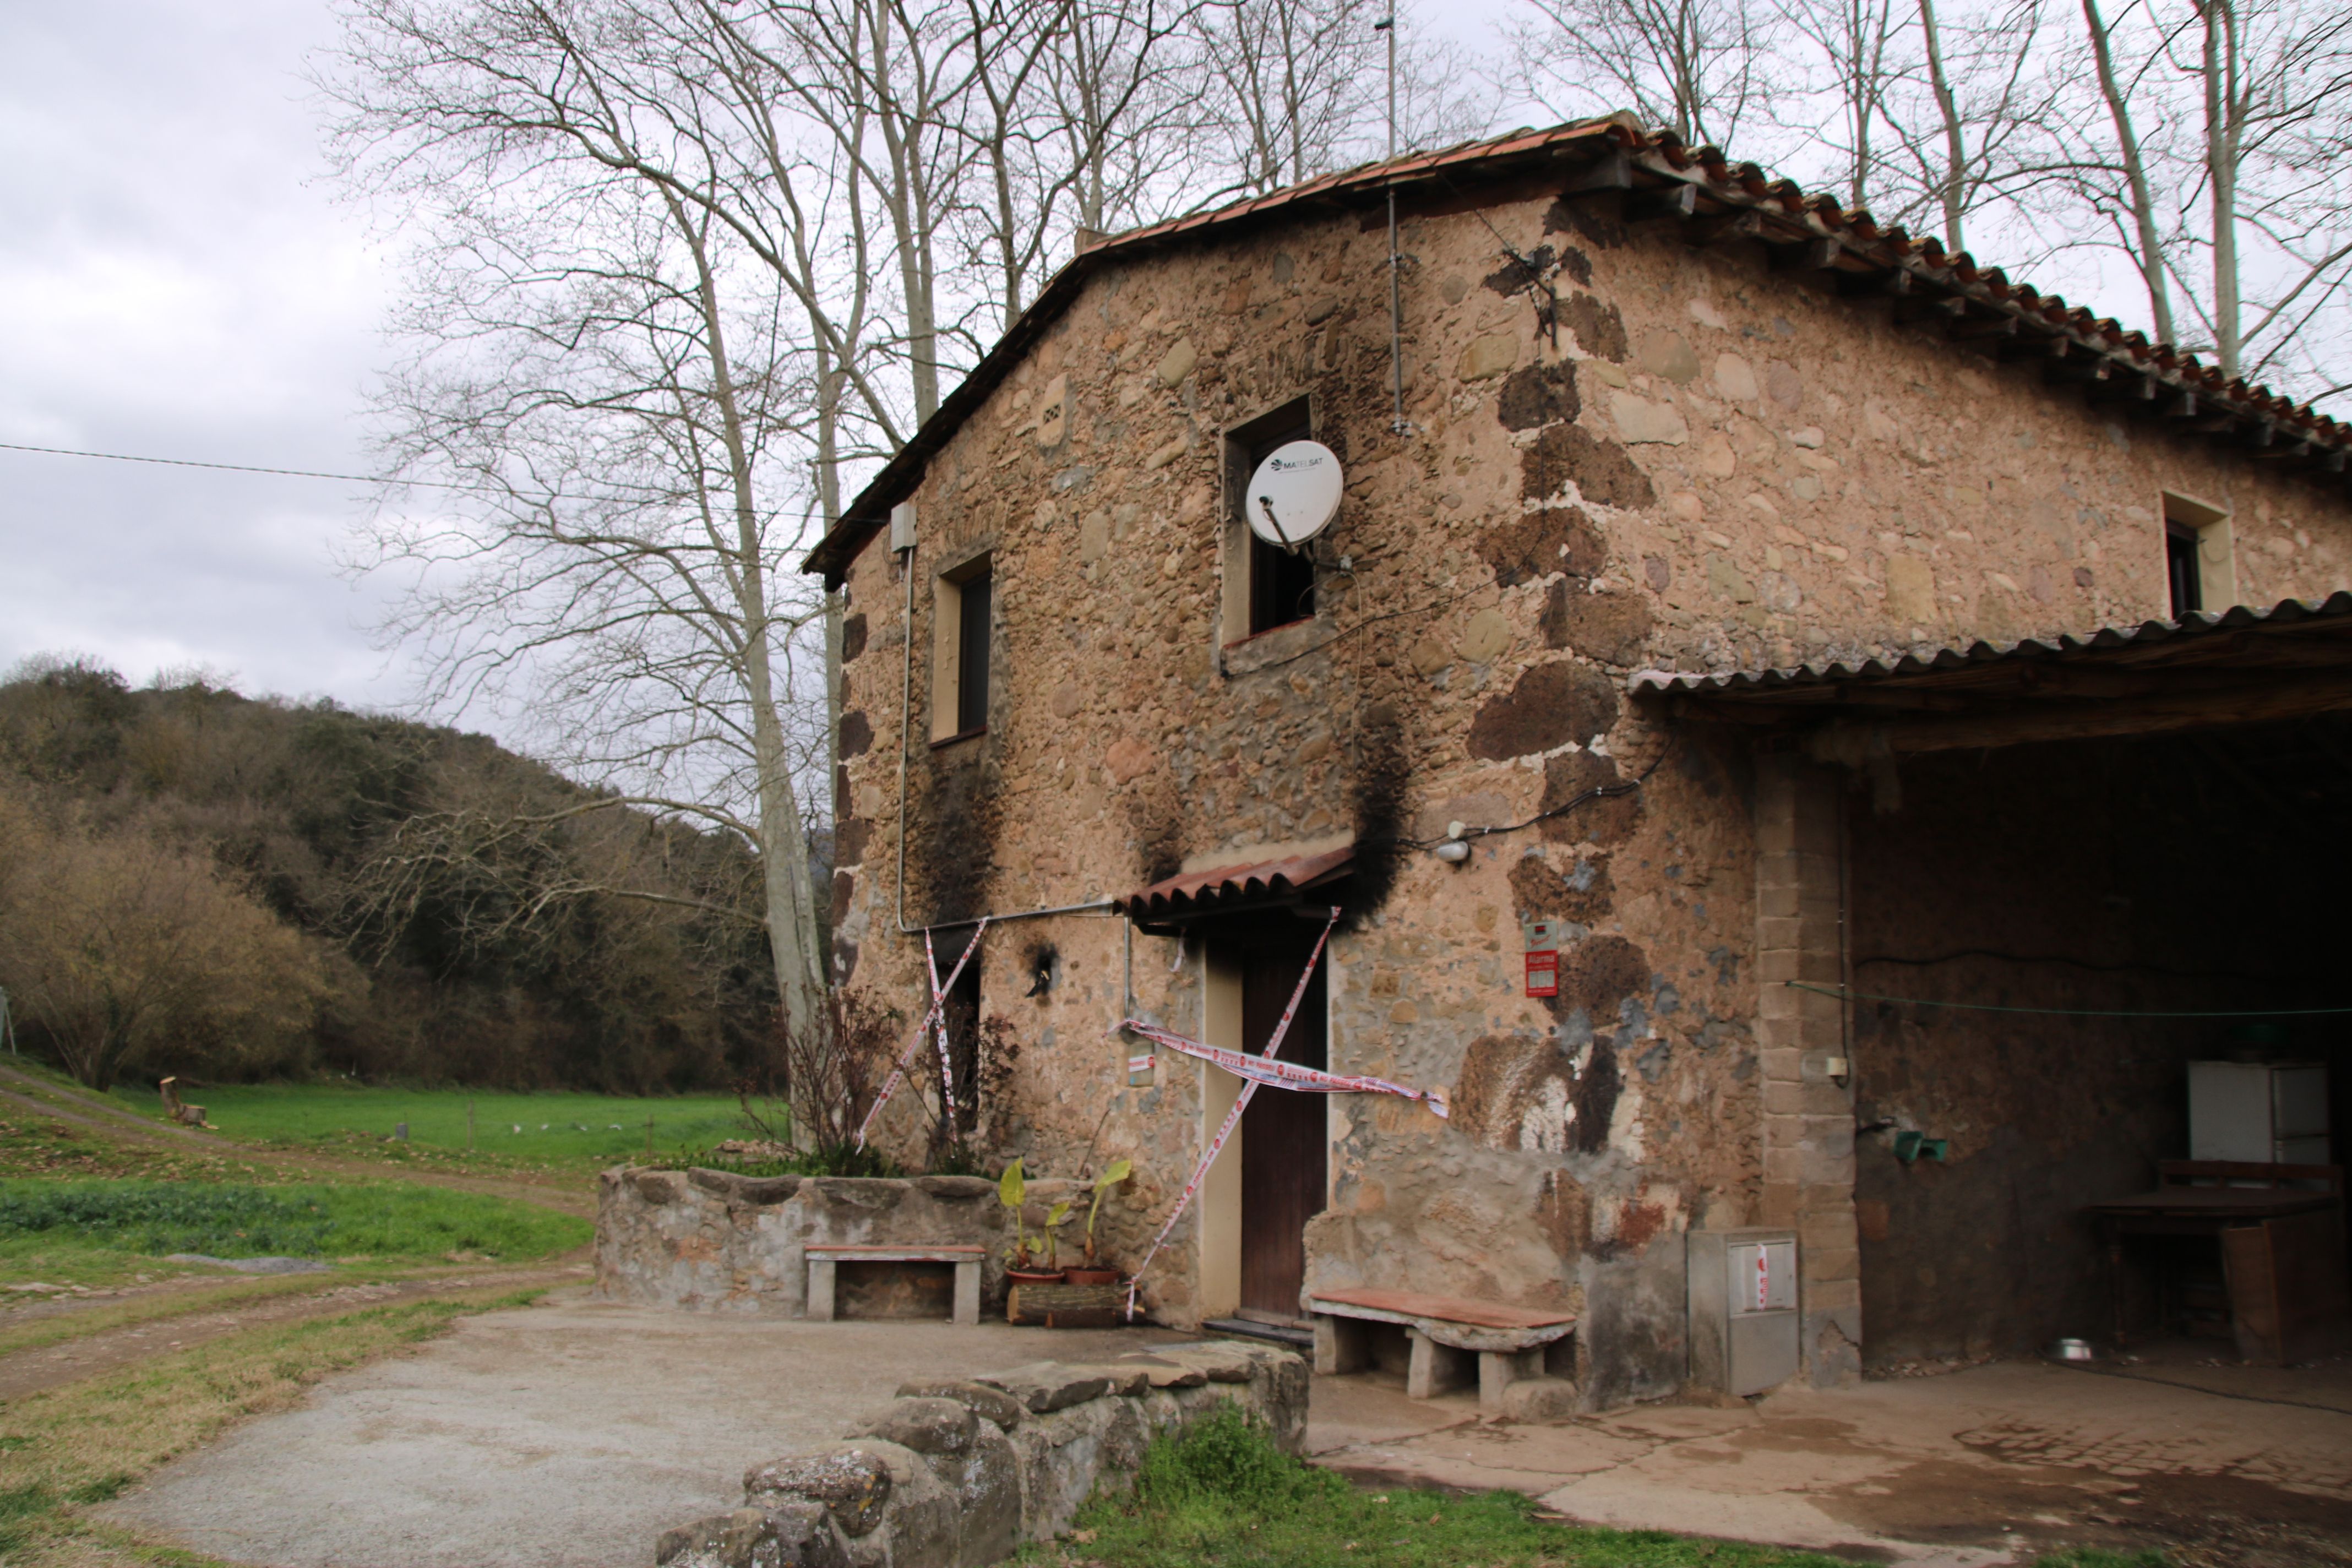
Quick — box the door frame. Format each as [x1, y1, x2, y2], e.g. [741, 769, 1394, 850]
[1195, 936, 1336, 1322]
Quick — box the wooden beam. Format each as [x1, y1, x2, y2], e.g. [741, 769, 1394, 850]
[1807, 672, 2352, 756]
[2086, 368, 2158, 406]
[2039, 337, 2095, 383]
[1946, 312, 2021, 343]
[1625, 183, 1699, 222]
[1680, 208, 1764, 246]
[1993, 326, 2057, 361]
[1837, 265, 1911, 299]
[1892, 293, 1966, 326]
[1767, 237, 1843, 273]
[1560, 149, 1632, 195]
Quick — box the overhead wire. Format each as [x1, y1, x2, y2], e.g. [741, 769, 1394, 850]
[1788, 982, 2352, 1018]
[0, 440, 487, 491]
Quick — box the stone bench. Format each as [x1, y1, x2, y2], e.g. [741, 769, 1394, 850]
[807, 1244, 986, 1326]
[1308, 1286, 1575, 1412]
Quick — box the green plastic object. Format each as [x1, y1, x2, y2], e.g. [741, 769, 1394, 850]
[1892, 1131, 1949, 1163]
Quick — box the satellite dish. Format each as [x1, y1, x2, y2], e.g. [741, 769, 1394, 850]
[1245, 440, 1342, 551]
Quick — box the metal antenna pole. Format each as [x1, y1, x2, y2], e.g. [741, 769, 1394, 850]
[1377, 13, 1408, 437]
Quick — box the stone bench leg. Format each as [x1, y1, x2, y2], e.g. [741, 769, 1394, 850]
[1314, 1314, 1373, 1375]
[952, 1260, 981, 1326]
[807, 1258, 837, 1322]
[1478, 1348, 1542, 1412]
[1406, 1329, 1473, 1400]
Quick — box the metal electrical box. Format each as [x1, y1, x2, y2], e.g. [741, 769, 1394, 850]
[1688, 1228, 1799, 1396]
[2190, 1061, 2330, 1166]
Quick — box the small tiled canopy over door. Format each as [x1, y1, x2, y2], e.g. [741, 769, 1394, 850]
[1239, 944, 1329, 1317]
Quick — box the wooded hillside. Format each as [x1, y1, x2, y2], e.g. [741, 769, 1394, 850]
[0, 660, 775, 1092]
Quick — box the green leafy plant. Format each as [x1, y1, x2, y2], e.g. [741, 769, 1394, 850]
[1041, 1199, 1073, 1270]
[1082, 1157, 1133, 1266]
[998, 1158, 1036, 1269]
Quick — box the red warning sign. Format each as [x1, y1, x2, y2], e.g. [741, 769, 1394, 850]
[1525, 950, 1559, 998]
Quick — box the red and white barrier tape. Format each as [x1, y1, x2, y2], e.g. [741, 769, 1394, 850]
[923, 929, 959, 1123]
[1118, 1021, 1450, 1120]
[1120, 909, 1338, 1318]
[855, 917, 989, 1151]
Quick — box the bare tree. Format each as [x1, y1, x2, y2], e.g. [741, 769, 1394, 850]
[1509, 0, 1784, 149]
[1874, 0, 2057, 252]
[325, 5, 840, 1035]
[2045, 0, 2351, 401]
[1777, 0, 1903, 210]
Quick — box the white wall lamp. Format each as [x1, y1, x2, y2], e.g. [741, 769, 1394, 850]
[1431, 821, 1471, 865]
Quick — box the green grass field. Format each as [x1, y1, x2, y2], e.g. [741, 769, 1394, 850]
[0, 1178, 590, 1287]
[107, 1082, 750, 1168]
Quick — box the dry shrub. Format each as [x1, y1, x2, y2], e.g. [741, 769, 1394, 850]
[0, 794, 331, 1090]
[735, 999, 1022, 1177]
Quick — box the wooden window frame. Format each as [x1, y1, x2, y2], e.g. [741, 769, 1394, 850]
[930, 550, 993, 744]
[1220, 396, 1321, 646]
[2160, 491, 2235, 619]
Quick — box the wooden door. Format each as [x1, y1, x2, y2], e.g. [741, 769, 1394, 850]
[1239, 944, 1328, 1318]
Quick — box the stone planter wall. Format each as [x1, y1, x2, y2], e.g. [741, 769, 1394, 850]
[596, 1167, 1009, 1315]
[656, 1340, 1308, 1568]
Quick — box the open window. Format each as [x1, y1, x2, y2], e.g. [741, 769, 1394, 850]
[2162, 493, 2234, 619]
[930, 553, 992, 743]
[1223, 399, 1318, 641]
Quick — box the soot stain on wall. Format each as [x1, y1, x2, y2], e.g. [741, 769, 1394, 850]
[1343, 700, 1409, 924]
[916, 749, 1000, 927]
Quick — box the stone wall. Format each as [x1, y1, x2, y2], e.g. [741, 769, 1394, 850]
[596, 1168, 1008, 1315]
[820, 171, 2352, 1401]
[655, 1341, 1308, 1568]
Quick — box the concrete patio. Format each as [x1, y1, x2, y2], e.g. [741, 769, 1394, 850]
[1310, 1341, 2352, 1566]
[101, 1287, 2352, 1568]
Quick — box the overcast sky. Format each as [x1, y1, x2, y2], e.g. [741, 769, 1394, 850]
[0, 0, 2194, 728]
[0, 0, 1523, 726]
[0, 1, 411, 710]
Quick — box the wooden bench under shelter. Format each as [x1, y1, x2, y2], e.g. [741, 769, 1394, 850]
[806, 1244, 986, 1326]
[1308, 1287, 1575, 1409]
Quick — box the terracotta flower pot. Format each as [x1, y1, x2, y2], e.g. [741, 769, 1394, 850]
[1005, 1267, 1065, 1286]
[1061, 1267, 1120, 1286]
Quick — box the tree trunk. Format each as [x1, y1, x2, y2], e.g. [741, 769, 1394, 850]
[676, 195, 825, 1038]
[1919, 0, 1968, 252]
[2199, 0, 2241, 379]
[2082, 0, 2179, 345]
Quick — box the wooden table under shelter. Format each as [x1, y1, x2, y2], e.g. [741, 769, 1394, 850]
[2087, 1160, 2348, 1364]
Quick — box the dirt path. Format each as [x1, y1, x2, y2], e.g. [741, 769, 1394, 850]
[0, 1259, 592, 1402]
[0, 1066, 596, 1218]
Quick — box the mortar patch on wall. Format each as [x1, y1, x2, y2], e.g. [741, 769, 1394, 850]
[1467, 661, 1620, 761]
[1521, 424, 1652, 510]
[1539, 750, 1643, 846]
[1479, 505, 1605, 589]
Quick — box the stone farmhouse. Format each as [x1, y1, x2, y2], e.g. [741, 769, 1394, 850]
[807, 116, 2352, 1408]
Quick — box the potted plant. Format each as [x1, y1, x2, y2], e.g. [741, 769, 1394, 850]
[1063, 1158, 1131, 1286]
[998, 1158, 1063, 1284]
[1039, 1199, 1074, 1275]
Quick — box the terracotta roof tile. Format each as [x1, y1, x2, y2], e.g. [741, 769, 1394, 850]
[1115, 846, 1354, 924]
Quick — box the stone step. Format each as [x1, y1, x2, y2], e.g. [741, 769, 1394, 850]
[1205, 1316, 1314, 1350]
